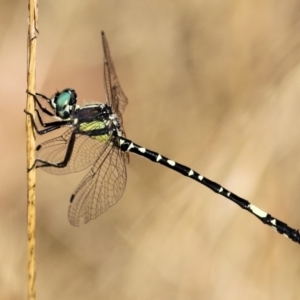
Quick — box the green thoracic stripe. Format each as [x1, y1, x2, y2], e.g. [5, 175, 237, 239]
[80, 121, 110, 142]
[79, 121, 107, 131]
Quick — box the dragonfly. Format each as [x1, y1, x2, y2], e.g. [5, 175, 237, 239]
[25, 32, 300, 244]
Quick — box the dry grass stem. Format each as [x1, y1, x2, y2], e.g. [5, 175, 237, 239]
[26, 0, 38, 299]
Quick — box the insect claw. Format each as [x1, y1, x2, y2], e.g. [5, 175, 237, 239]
[26, 90, 35, 96]
[27, 164, 35, 172]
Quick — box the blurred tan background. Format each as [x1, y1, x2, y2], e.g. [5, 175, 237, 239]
[2, 0, 300, 299]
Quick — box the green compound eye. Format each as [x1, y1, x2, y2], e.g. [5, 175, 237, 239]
[57, 91, 71, 106]
[54, 90, 76, 118]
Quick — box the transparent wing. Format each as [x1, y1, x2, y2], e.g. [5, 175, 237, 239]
[68, 141, 127, 226]
[35, 128, 107, 175]
[102, 32, 130, 163]
[101, 31, 128, 118]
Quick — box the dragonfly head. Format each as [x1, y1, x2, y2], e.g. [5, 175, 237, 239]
[51, 88, 78, 119]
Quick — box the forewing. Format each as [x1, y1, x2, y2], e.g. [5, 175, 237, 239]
[35, 128, 105, 175]
[101, 32, 128, 117]
[68, 142, 127, 226]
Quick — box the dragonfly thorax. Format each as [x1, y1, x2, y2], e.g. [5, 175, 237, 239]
[75, 102, 123, 139]
[76, 103, 113, 122]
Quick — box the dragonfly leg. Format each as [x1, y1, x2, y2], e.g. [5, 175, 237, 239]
[27, 90, 54, 117]
[28, 131, 77, 172]
[24, 109, 72, 135]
